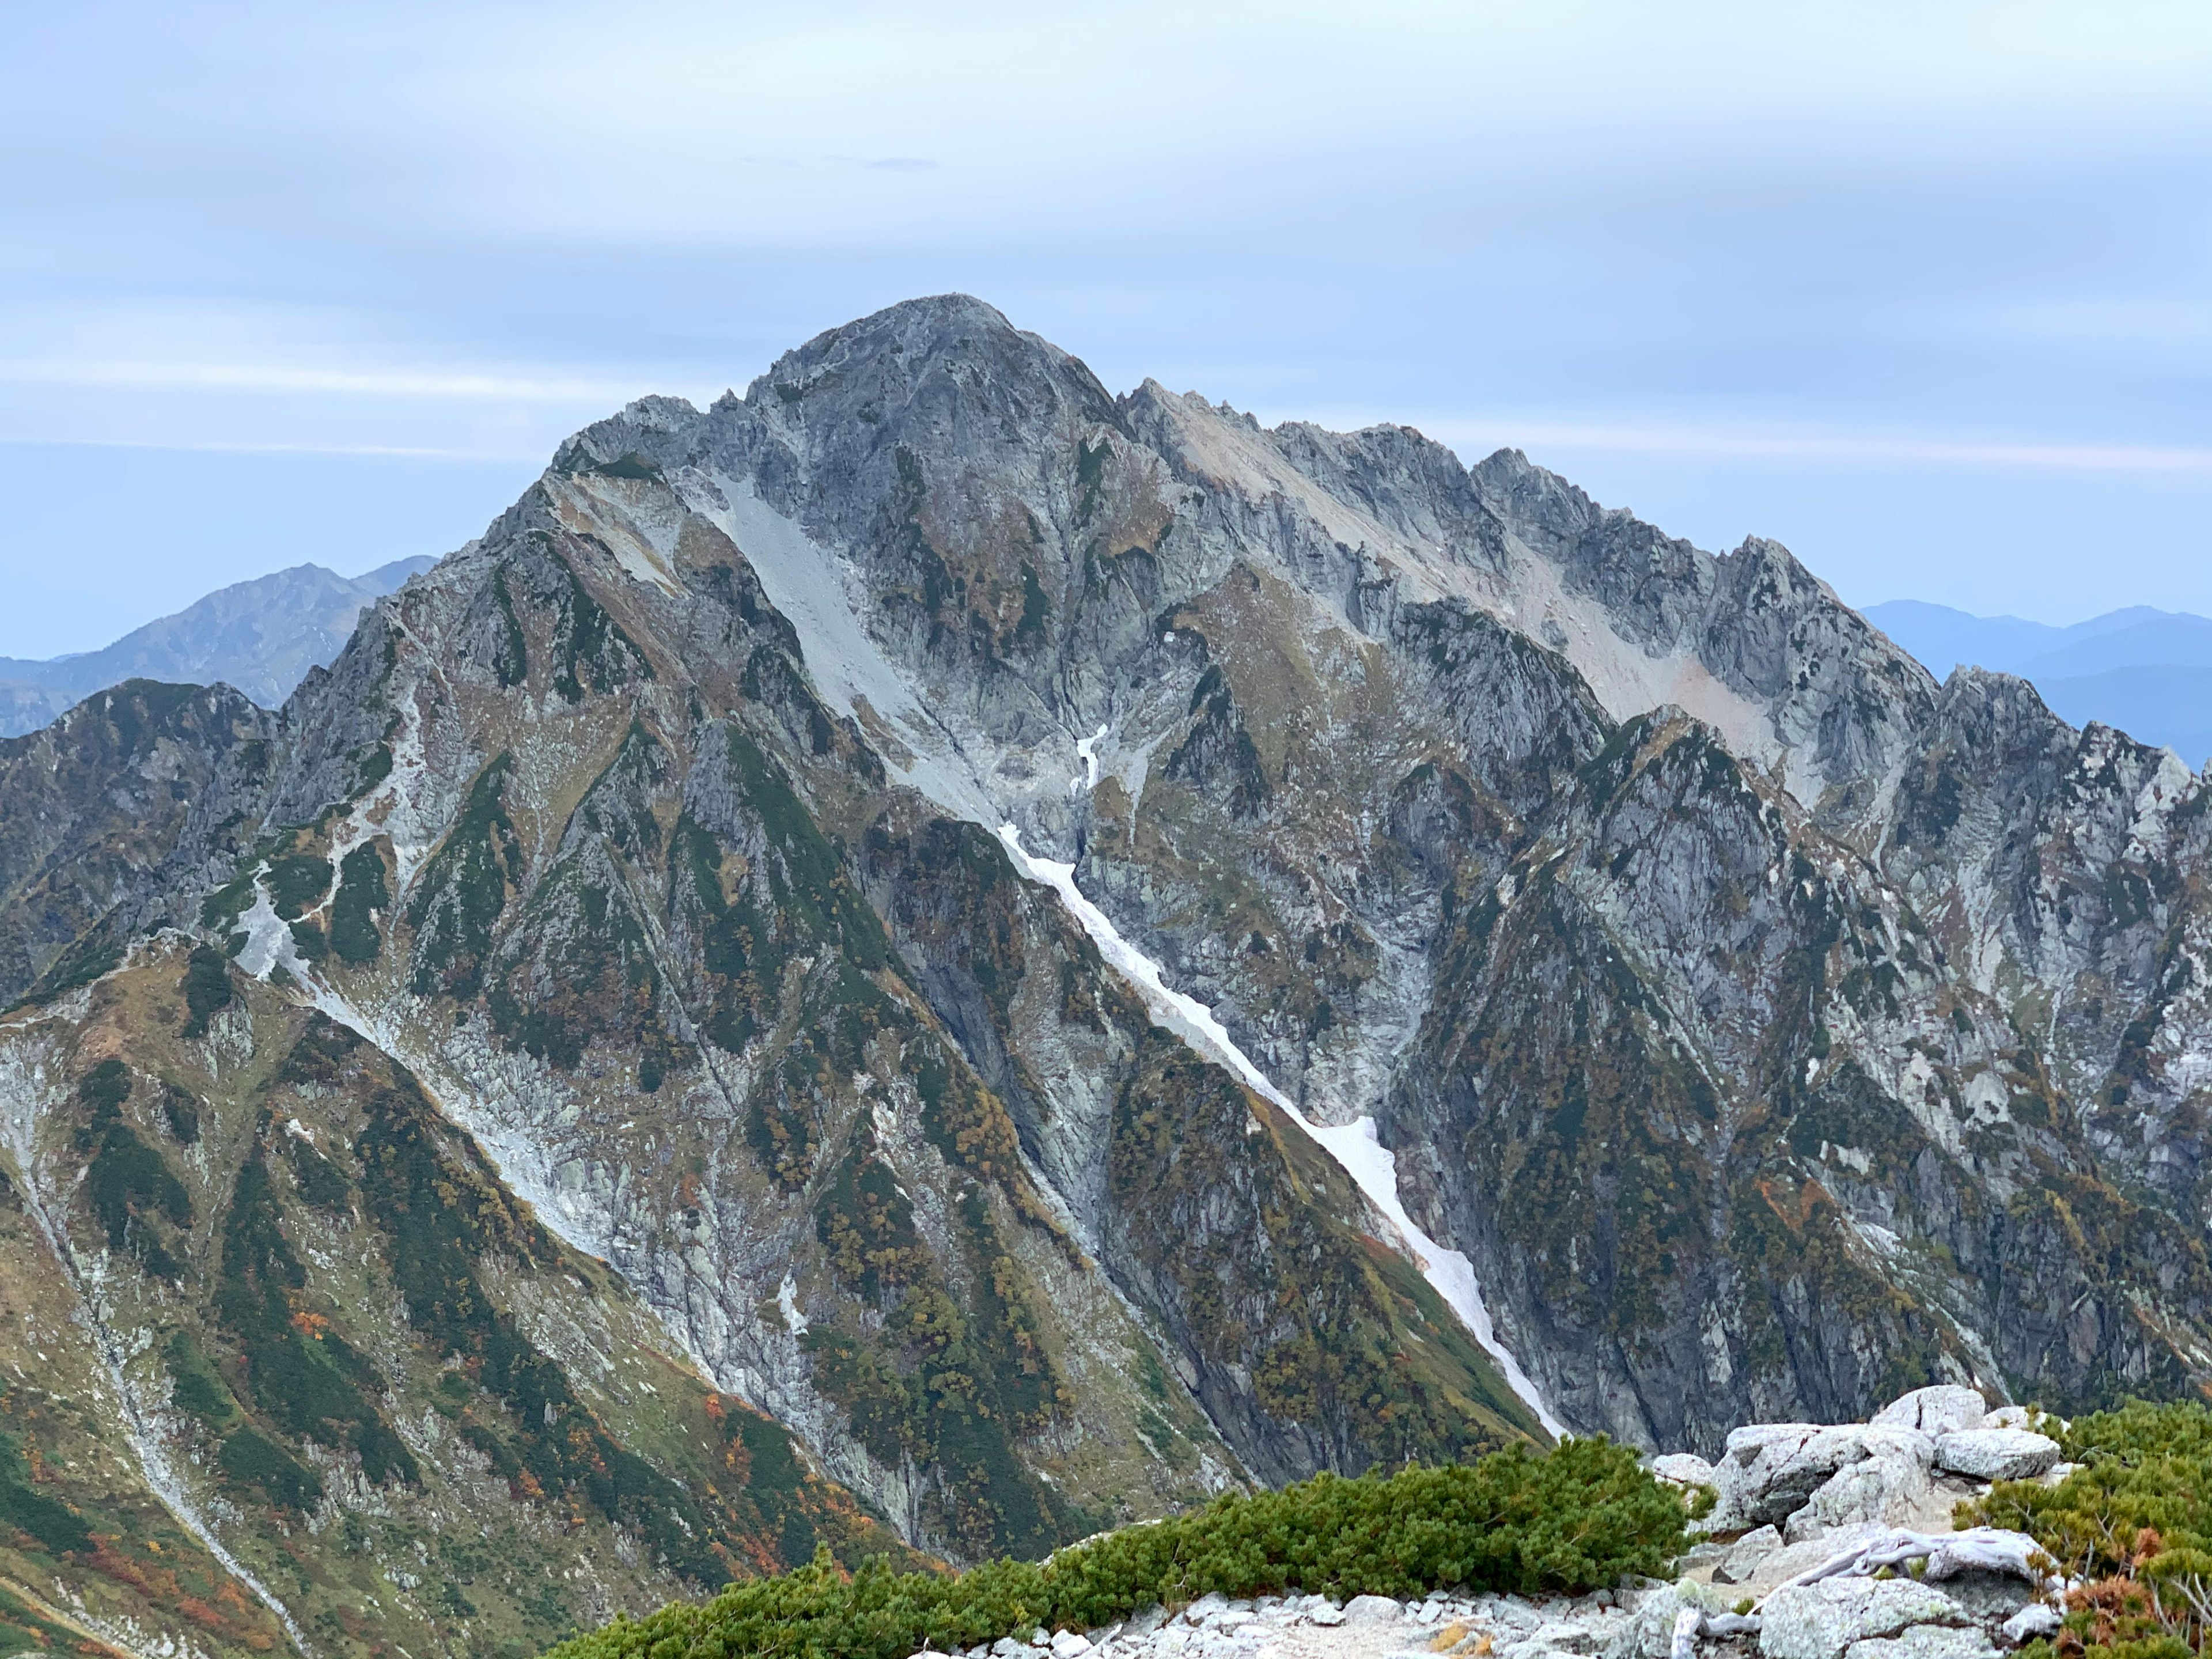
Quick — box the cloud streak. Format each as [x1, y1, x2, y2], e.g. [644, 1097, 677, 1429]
[0, 359, 644, 403]
[1418, 419, 2212, 476]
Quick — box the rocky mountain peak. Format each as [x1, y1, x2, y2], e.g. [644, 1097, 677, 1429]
[3, 297, 2210, 1659]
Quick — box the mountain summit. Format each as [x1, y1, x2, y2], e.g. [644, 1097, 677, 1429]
[0, 555, 435, 735]
[2, 296, 2207, 1659]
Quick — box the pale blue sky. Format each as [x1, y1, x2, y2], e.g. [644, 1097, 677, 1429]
[2, 1, 2207, 656]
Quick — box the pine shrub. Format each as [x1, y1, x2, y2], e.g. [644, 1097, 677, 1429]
[550, 1440, 1687, 1659]
[1966, 1400, 2212, 1659]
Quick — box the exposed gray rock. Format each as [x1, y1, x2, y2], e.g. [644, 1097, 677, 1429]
[1871, 1390, 1987, 1437]
[1840, 1628, 1998, 1659]
[1931, 1433, 2061, 1483]
[1999, 1606, 2060, 1647]
[1735, 1529, 1892, 1599]
[1787, 1435, 1935, 1540]
[1758, 1581, 1974, 1659]
[1344, 1597, 1406, 1624]
[1718, 1527, 1785, 1585]
[1654, 1453, 1719, 1490]
[1716, 1427, 1932, 1533]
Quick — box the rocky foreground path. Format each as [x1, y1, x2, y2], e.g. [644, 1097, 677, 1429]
[930, 1387, 2070, 1659]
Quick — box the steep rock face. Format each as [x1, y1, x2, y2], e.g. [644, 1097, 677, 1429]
[0, 681, 275, 1006]
[5, 295, 2212, 1653]
[331, 297, 2212, 1453]
[2, 394, 1543, 1615]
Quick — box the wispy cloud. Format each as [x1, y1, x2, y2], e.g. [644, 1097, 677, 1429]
[0, 434, 539, 461]
[1415, 418, 2212, 476]
[0, 360, 642, 403]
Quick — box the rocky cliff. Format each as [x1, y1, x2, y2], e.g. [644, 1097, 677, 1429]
[2, 294, 2207, 1659]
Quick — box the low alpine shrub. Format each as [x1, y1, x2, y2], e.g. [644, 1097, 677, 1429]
[1966, 1400, 2212, 1659]
[550, 1439, 1687, 1659]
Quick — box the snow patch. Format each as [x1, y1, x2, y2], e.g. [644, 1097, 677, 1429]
[993, 826, 1563, 1438]
[778, 1275, 809, 1336]
[232, 874, 306, 984]
[1073, 724, 1108, 793]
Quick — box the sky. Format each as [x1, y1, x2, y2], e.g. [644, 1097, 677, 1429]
[1, 1, 2208, 658]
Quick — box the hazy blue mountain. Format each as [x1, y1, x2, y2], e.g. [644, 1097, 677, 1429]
[1868, 599, 2212, 765]
[1862, 600, 2069, 675]
[2039, 667, 2212, 770]
[0, 554, 435, 736]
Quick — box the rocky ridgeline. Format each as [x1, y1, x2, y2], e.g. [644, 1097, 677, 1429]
[922, 1388, 2066, 1659]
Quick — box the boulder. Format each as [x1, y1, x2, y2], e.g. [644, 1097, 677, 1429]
[1713, 1426, 1862, 1529]
[1842, 1629, 1998, 1659]
[2000, 1606, 2061, 1647]
[1786, 1434, 1935, 1541]
[1605, 1583, 1723, 1659]
[1652, 1453, 1718, 1490]
[1932, 1431, 2060, 1482]
[1344, 1596, 1404, 1624]
[1759, 1580, 1974, 1659]
[1717, 1526, 1784, 1585]
[1717, 1426, 1934, 1533]
[1052, 1634, 1093, 1658]
[1871, 1388, 1987, 1437]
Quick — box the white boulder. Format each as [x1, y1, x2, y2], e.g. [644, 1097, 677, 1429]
[1787, 1433, 1936, 1541]
[1759, 1580, 1973, 1659]
[1052, 1634, 1093, 1658]
[1653, 1453, 1718, 1490]
[1932, 1431, 2061, 1482]
[1717, 1527, 1784, 1585]
[1344, 1596, 1404, 1624]
[1999, 1606, 2061, 1647]
[1871, 1388, 1987, 1437]
[1717, 1426, 1936, 1534]
[1842, 1629, 1998, 1659]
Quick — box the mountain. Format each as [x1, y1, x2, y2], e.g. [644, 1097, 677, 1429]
[4, 295, 2211, 1659]
[1866, 599, 2212, 763]
[0, 555, 437, 736]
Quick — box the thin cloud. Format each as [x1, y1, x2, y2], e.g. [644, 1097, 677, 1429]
[0, 434, 539, 462]
[0, 360, 643, 403]
[1413, 418, 2212, 476]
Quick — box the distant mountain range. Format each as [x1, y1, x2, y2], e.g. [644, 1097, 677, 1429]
[0, 555, 437, 736]
[1867, 599, 2212, 766]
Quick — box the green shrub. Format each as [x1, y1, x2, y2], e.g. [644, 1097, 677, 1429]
[181, 944, 234, 1037]
[548, 1441, 1687, 1659]
[329, 842, 389, 963]
[1967, 1401, 2212, 1659]
[0, 1425, 92, 1556]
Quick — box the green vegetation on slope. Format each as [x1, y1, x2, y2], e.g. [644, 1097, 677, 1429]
[1969, 1401, 2212, 1659]
[551, 1441, 1686, 1659]
[408, 753, 524, 998]
[72, 1058, 191, 1279]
